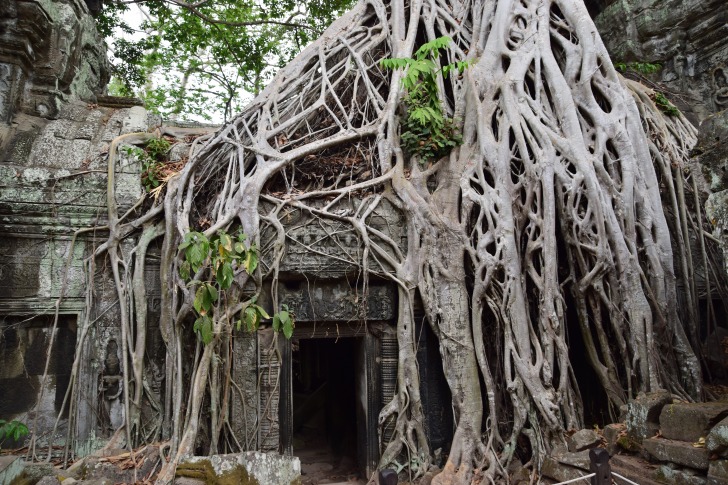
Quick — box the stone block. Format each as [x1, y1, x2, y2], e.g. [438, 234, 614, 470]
[660, 402, 728, 443]
[554, 450, 591, 470]
[568, 429, 602, 452]
[707, 460, 728, 485]
[541, 456, 587, 483]
[121, 106, 148, 134]
[0, 456, 24, 485]
[604, 423, 625, 455]
[627, 390, 672, 441]
[180, 452, 301, 485]
[707, 416, 728, 457]
[36, 476, 62, 485]
[643, 438, 709, 471]
[654, 464, 707, 485]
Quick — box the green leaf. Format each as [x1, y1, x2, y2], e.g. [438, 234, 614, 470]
[207, 284, 219, 303]
[244, 306, 260, 331]
[272, 313, 281, 332]
[179, 260, 191, 280]
[282, 318, 294, 339]
[256, 305, 271, 320]
[220, 263, 234, 289]
[219, 232, 232, 253]
[243, 246, 258, 274]
[194, 286, 207, 314]
[200, 316, 213, 344]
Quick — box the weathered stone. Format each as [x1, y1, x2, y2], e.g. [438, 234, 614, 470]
[660, 402, 728, 443]
[595, 0, 728, 123]
[654, 464, 707, 485]
[541, 456, 588, 483]
[276, 281, 396, 322]
[19, 462, 65, 482]
[605, 423, 626, 455]
[626, 390, 673, 441]
[568, 429, 602, 452]
[554, 450, 591, 470]
[0, 456, 24, 485]
[180, 452, 300, 485]
[611, 454, 666, 485]
[706, 416, 728, 456]
[36, 476, 62, 485]
[707, 460, 728, 485]
[643, 438, 709, 471]
[0, 0, 109, 121]
[174, 478, 206, 485]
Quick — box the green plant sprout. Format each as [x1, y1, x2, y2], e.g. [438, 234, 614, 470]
[0, 419, 29, 447]
[122, 136, 172, 192]
[653, 91, 680, 117]
[381, 37, 468, 163]
[614, 61, 662, 75]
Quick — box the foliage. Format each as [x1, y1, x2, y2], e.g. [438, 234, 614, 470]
[178, 230, 292, 344]
[654, 91, 680, 116]
[381, 37, 467, 163]
[614, 61, 662, 75]
[122, 137, 172, 192]
[98, 0, 355, 121]
[0, 419, 29, 446]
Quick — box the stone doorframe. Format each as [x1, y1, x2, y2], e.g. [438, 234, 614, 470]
[232, 320, 397, 478]
[279, 321, 396, 478]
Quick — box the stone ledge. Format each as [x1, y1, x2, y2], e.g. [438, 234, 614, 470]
[643, 438, 709, 471]
[660, 402, 728, 442]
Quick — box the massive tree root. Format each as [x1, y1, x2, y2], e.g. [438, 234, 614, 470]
[43, 0, 727, 484]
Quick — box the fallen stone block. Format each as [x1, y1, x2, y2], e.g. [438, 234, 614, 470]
[554, 450, 591, 470]
[660, 402, 728, 443]
[0, 456, 24, 485]
[707, 459, 728, 485]
[36, 477, 62, 485]
[541, 456, 590, 483]
[654, 464, 707, 485]
[706, 416, 728, 456]
[568, 429, 602, 452]
[627, 390, 672, 441]
[180, 452, 301, 485]
[643, 438, 709, 471]
[604, 423, 625, 455]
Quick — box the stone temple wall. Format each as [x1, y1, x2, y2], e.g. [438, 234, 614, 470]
[0, 0, 109, 122]
[595, 0, 728, 124]
[0, 97, 155, 452]
[0, 0, 152, 451]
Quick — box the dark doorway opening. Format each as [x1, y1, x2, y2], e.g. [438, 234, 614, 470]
[563, 291, 612, 426]
[292, 337, 364, 483]
[0, 314, 77, 447]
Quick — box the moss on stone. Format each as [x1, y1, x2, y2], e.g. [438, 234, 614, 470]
[617, 435, 641, 452]
[176, 460, 260, 485]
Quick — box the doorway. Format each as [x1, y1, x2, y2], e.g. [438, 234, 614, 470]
[292, 337, 365, 483]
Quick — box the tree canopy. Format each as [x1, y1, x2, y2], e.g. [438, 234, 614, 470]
[98, 0, 354, 121]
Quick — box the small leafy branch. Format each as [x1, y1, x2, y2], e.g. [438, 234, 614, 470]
[122, 136, 172, 192]
[614, 61, 662, 75]
[178, 230, 293, 344]
[0, 419, 29, 446]
[380, 37, 468, 163]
